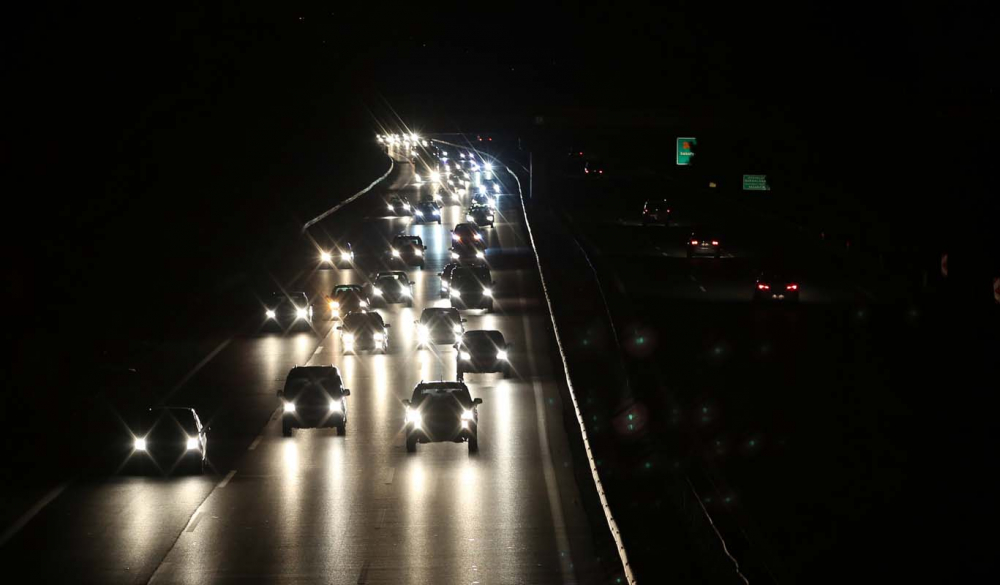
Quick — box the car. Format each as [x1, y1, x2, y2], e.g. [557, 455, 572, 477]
[370, 271, 414, 306]
[402, 381, 482, 453]
[451, 241, 487, 263]
[437, 262, 461, 298]
[386, 196, 413, 216]
[325, 284, 369, 320]
[583, 158, 606, 176]
[418, 190, 444, 208]
[753, 271, 801, 302]
[125, 407, 208, 474]
[413, 201, 442, 224]
[319, 242, 355, 269]
[278, 366, 350, 436]
[388, 234, 427, 269]
[467, 203, 495, 228]
[449, 265, 495, 311]
[642, 199, 671, 224]
[686, 231, 722, 259]
[456, 330, 511, 379]
[337, 310, 390, 354]
[452, 222, 486, 249]
[471, 190, 495, 210]
[263, 291, 314, 330]
[415, 307, 466, 347]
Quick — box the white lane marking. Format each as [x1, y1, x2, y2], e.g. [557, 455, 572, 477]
[302, 158, 396, 231]
[518, 269, 576, 584]
[483, 148, 635, 584]
[375, 509, 387, 530]
[689, 275, 697, 282]
[383, 467, 395, 485]
[185, 512, 204, 533]
[248, 434, 264, 451]
[661, 251, 669, 257]
[0, 480, 72, 547]
[699, 285, 707, 293]
[313, 346, 324, 354]
[218, 470, 237, 488]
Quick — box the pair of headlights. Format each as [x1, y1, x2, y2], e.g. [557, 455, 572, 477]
[459, 350, 507, 361]
[282, 400, 343, 414]
[134, 437, 199, 451]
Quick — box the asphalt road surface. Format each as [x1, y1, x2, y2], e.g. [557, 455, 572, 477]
[0, 144, 605, 584]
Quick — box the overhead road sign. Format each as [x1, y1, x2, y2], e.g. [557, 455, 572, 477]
[742, 175, 770, 191]
[676, 137, 696, 165]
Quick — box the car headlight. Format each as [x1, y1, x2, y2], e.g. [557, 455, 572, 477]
[473, 233, 482, 241]
[329, 300, 339, 309]
[451, 251, 459, 259]
[265, 309, 276, 319]
[320, 252, 332, 263]
[401, 287, 411, 296]
[330, 399, 343, 412]
[283, 402, 296, 413]
[483, 287, 493, 297]
[391, 249, 401, 257]
[387, 204, 395, 211]
[343, 333, 355, 342]
[134, 437, 147, 451]
[374, 333, 385, 342]
[359, 300, 368, 308]
[433, 210, 440, 216]
[296, 308, 308, 319]
[452, 233, 460, 241]
[497, 350, 508, 360]
[415, 249, 423, 256]
[493, 184, 500, 193]
[460, 351, 471, 361]
[403, 203, 411, 210]
[484, 163, 493, 171]
[372, 287, 383, 296]
[186, 437, 200, 450]
[461, 409, 474, 420]
[466, 215, 474, 221]
[406, 409, 422, 427]
[475, 251, 485, 259]
[430, 172, 441, 182]
[451, 289, 461, 298]
[452, 324, 463, 333]
[414, 210, 423, 216]
[415, 174, 421, 181]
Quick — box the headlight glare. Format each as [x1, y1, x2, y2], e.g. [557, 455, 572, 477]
[283, 402, 296, 413]
[186, 437, 199, 450]
[460, 351, 471, 361]
[134, 438, 147, 451]
[497, 350, 508, 360]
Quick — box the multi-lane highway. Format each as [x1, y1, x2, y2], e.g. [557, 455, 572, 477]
[0, 141, 609, 583]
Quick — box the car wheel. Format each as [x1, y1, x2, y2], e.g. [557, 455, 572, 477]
[406, 435, 417, 453]
[468, 433, 479, 453]
[503, 366, 512, 379]
[456, 369, 464, 381]
[336, 421, 346, 436]
[407, 300, 413, 308]
[282, 423, 292, 437]
[486, 302, 494, 313]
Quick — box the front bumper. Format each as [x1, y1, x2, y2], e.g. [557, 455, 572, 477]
[407, 422, 477, 443]
[283, 408, 345, 429]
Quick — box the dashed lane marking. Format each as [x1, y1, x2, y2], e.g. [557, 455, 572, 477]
[185, 512, 204, 533]
[218, 470, 237, 488]
[248, 435, 264, 451]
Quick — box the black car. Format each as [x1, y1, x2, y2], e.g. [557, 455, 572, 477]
[452, 222, 486, 249]
[415, 307, 466, 347]
[278, 366, 351, 436]
[402, 381, 482, 453]
[437, 262, 461, 298]
[263, 291, 314, 330]
[583, 158, 606, 176]
[370, 271, 414, 306]
[418, 190, 444, 209]
[389, 234, 427, 269]
[467, 203, 495, 228]
[451, 241, 487, 264]
[471, 190, 495, 210]
[686, 231, 722, 258]
[449, 265, 495, 311]
[753, 271, 801, 302]
[125, 407, 209, 475]
[642, 198, 671, 224]
[456, 330, 511, 379]
[319, 242, 355, 269]
[337, 310, 390, 353]
[386, 196, 412, 216]
[325, 284, 368, 320]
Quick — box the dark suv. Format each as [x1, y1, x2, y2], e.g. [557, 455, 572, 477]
[278, 366, 350, 436]
[456, 330, 511, 379]
[370, 271, 414, 307]
[402, 381, 482, 453]
[124, 407, 209, 475]
[389, 235, 427, 269]
[449, 265, 495, 311]
[263, 291, 314, 330]
[337, 310, 390, 354]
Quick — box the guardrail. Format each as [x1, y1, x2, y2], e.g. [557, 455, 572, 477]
[302, 155, 395, 231]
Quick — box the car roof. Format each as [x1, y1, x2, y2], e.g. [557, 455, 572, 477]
[375, 271, 407, 279]
[462, 330, 505, 343]
[412, 381, 472, 397]
[270, 291, 308, 301]
[393, 234, 422, 241]
[287, 365, 341, 379]
[421, 307, 460, 318]
[454, 223, 477, 231]
[333, 284, 362, 291]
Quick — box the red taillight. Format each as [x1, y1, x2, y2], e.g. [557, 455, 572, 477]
[711, 240, 719, 246]
[690, 240, 699, 245]
[488, 137, 492, 141]
[786, 284, 798, 291]
[666, 209, 671, 213]
[584, 168, 589, 174]
[579, 151, 583, 156]
[598, 169, 603, 174]
[758, 284, 770, 290]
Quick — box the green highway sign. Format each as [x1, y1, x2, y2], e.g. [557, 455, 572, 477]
[676, 137, 696, 165]
[743, 175, 770, 191]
